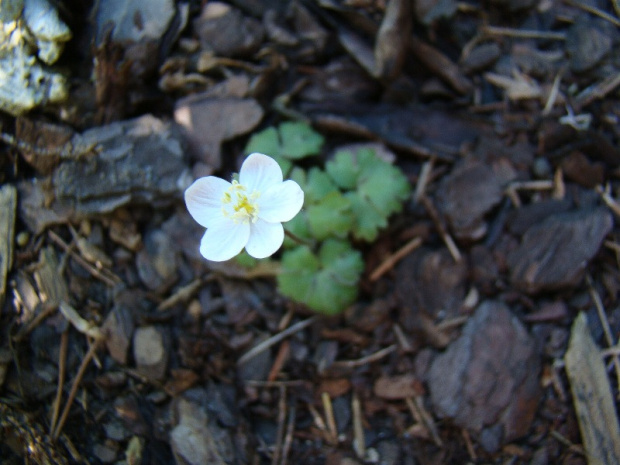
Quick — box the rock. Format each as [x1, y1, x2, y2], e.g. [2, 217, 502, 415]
[508, 208, 613, 293]
[0, 0, 70, 115]
[94, 0, 175, 44]
[193, 2, 264, 57]
[136, 229, 179, 294]
[170, 397, 234, 465]
[133, 326, 168, 381]
[174, 96, 263, 169]
[461, 42, 501, 74]
[102, 306, 134, 365]
[429, 301, 541, 452]
[436, 158, 503, 241]
[566, 17, 616, 73]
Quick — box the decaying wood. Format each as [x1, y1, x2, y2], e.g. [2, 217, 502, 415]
[0, 184, 16, 307]
[564, 313, 620, 465]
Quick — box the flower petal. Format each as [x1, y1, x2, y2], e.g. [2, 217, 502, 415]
[258, 180, 304, 223]
[245, 219, 284, 259]
[199, 217, 250, 261]
[185, 177, 231, 228]
[239, 153, 283, 193]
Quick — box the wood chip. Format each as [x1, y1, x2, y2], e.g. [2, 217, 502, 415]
[0, 184, 17, 307]
[564, 313, 620, 465]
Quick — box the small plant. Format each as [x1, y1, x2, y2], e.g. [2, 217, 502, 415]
[186, 123, 411, 314]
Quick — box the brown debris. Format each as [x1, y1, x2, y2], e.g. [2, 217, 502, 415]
[429, 301, 541, 452]
[508, 208, 613, 293]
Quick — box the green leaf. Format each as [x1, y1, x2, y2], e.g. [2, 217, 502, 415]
[277, 240, 363, 315]
[346, 192, 387, 242]
[245, 127, 280, 157]
[325, 149, 361, 190]
[304, 168, 339, 205]
[279, 122, 324, 159]
[283, 213, 312, 248]
[307, 191, 354, 240]
[357, 161, 410, 214]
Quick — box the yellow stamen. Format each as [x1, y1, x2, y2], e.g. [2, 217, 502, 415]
[221, 181, 260, 223]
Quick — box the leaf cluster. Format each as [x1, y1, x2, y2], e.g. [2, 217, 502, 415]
[243, 124, 411, 315]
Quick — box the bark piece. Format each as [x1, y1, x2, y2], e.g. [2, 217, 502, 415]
[429, 301, 541, 452]
[436, 159, 503, 241]
[0, 184, 16, 307]
[174, 96, 263, 169]
[374, 374, 423, 400]
[564, 313, 620, 465]
[18, 115, 191, 233]
[133, 326, 168, 381]
[508, 208, 613, 293]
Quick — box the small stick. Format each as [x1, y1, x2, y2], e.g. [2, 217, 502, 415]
[157, 278, 204, 311]
[562, 0, 620, 27]
[50, 330, 69, 435]
[52, 337, 104, 440]
[321, 392, 338, 444]
[597, 184, 620, 217]
[352, 393, 365, 459]
[482, 25, 566, 40]
[369, 237, 423, 281]
[271, 386, 287, 465]
[421, 195, 462, 262]
[267, 341, 290, 383]
[392, 323, 413, 352]
[413, 158, 434, 204]
[585, 275, 620, 390]
[12, 301, 58, 343]
[284, 229, 314, 247]
[331, 344, 397, 369]
[237, 317, 318, 366]
[279, 404, 296, 465]
[462, 428, 477, 461]
[413, 395, 442, 446]
[48, 230, 120, 287]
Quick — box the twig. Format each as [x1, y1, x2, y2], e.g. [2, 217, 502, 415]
[413, 158, 434, 204]
[392, 323, 413, 352]
[482, 25, 566, 40]
[321, 392, 338, 445]
[157, 278, 204, 311]
[237, 317, 318, 366]
[421, 195, 462, 262]
[267, 341, 290, 382]
[585, 275, 620, 390]
[352, 392, 365, 459]
[50, 330, 69, 435]
[52, 337, 104, 440]
[369, 237, 423, 282]
[597, 184, 620, 217]
[271, 386, 287, 465]
[562, 0, 620, 27]
[462, 428, 477, 461]
[12, 301, 58, 343]
[48, 230, 120, 287]
[284, 229, 314, 247]
[331, 344, 397, 369]
[574, 73, 620, 112]
[279, 403, 296, 465]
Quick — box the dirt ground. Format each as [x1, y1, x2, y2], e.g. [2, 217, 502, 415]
[2, 0, 620, 464]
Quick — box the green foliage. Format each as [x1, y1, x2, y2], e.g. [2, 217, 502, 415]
[244, 122, 324, 175]
[245, 122, 411, 314]
[278, 240, 364, 315]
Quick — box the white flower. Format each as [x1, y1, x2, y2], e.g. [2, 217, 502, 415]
[185, 153, 304, 262]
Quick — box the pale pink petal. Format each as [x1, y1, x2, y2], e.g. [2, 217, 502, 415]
[185, 177, 231, 228]
[245, 219, 284, 259]
[239, 153, 283, 193]
[199, 217, 250, 261]
[258, 180, 304, 223]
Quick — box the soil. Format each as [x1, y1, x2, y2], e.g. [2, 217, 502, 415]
[1, 1, 620, 464]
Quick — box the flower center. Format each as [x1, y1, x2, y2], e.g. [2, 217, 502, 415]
[221, 180, 260, 223]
